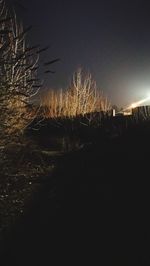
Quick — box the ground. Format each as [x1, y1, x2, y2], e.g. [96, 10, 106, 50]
[0, 137, 58, 239]
[0, 120, 150, 265]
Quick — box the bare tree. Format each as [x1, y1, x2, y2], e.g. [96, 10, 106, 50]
[69, 68, 98, 115]
[0, 0, 41, 142]
[40, 68, 111, 119]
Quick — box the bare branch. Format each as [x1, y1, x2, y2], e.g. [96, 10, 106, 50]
[44, 58, 60, 66]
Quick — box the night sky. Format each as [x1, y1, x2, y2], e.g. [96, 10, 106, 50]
[7, 0, 150, 107]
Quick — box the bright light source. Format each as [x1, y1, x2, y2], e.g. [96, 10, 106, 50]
[124, 96, 150, 111]
[131, 103, 137, 109]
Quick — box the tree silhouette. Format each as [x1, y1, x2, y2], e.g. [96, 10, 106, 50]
[0, 0, 59, 142]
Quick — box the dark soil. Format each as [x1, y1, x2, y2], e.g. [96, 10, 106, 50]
[0, 122, 150, 265]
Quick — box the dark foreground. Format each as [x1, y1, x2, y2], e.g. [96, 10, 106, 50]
[0, 125, 150, 265]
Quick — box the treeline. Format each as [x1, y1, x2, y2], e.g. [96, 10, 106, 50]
[39, 69, 111, 118]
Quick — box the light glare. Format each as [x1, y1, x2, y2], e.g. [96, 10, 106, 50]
[125, 96, 150, 111]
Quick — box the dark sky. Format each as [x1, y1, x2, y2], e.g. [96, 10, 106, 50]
[7, 0, 150, 106]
